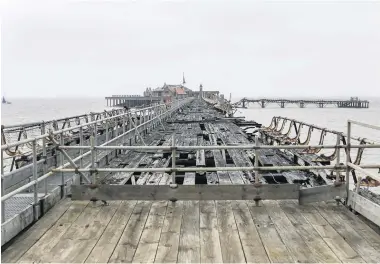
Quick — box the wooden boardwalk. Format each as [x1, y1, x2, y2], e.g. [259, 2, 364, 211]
[2, 198, 380, 263]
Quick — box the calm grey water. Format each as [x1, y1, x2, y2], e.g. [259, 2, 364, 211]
[1, 96, 379, 177]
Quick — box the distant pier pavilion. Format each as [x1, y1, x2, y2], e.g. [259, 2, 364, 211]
[105, 95, 161, 108]
[233, 97, 370, 108]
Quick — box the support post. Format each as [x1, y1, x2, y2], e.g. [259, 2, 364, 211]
[128, 113, 146, 145]
[94, 122, 98, 164]
[41, 122, 48, 195]
[346, 121, 351, 203]
[60, 133, 65, 197]
[254, 136, 260, 184]
[105, 121, 109, 165]
[122, 111, 126, 150]
[254, 135, 260, 206]
[48, 132, 91, 183]
[90, 136, 96, 184]
[32, 140, 39, 221]
[79, 126, 83, 184]
[336, 134, 341, 183]
[171, 134, 176, 185]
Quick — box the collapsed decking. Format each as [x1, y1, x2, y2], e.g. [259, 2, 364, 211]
[2, 96, 380, 263]
[68, 99, 345, 203]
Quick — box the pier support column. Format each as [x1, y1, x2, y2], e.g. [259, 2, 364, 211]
[261, 100, 265, 108]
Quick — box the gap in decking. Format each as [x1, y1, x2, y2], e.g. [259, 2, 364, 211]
[175, 159, 196, 167]
[125, 171, 142, 184]
[195, 172, 208, 184]
[262, 164, 278, 174]
[157, 139, 166, 146]
[175, 171, 185, 184]
[225, 150, 234, 164]
[262, 174, 288, 184]
[179, 153, 188, 159]
[199, 123, 206, 131]
[205, 157, 215, 167]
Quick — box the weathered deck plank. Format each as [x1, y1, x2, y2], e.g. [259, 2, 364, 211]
[246, 201, 294, 263]
[278, 201, 340, 263]
[109, 201, 152, 263]
[155, 201, 184, 263]
[178, 201, 200, 263]
[199, 201, 223, 263]
[85, 201, 137, 263]
[297, 203, 365, 263]
[216, 200, 246, 263]
[4, 199, 380, 263]
[132, 201, 168, 263]
[262, 200, 316, 263]
[230, 201, 270, 263]
[316, 201, 380, 263]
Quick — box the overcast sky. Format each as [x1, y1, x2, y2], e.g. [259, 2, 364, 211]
[1, 0, 380, 98]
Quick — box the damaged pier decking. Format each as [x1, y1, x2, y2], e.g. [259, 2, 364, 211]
[2, 98, 380, 263]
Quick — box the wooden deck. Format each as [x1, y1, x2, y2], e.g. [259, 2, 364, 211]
[3, 198, 380, 263]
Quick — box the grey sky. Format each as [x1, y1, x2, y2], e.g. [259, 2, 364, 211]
[1, 0, 380, 98]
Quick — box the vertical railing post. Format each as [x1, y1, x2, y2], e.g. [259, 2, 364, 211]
[41, 122, 48, 195]
[346, 121, 351, 203]
[115, 117, 119, 157]
[60, 132, 65, 197]
[32, 140, 39, 221]
[90, 136, 96, 184]
[79, 126, 83, 184]
[94, 122, 98, 165]
[122, 111, 126, 153]
[335, 134, 341, 183]
[171, 134, 176, 185]
[105, 121, 109, 165]
[254, 135, 261, 206]
[148, 108, 152, 132]
[1, 150, 5, 223]
[254, 136, 260, 184]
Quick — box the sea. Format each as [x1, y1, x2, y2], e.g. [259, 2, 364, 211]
[1, 96, 379, 180]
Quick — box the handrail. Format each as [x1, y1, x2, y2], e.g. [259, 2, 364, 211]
[1, 98, 193, 223]
[1, 116, 379, 224]
[1, 99, 189, 150]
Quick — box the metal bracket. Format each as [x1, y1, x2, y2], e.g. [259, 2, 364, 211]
[48, 132, 92, 184]
[128, 113, 146, 146]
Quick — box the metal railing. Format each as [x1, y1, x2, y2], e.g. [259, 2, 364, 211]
[1, 115, 380, 223]
[1, 98, 193, 223]
[345, 120, 380, 200]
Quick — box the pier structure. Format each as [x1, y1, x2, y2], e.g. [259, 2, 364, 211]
[105, 95, 161, 108]
[2, 96, 380, 263]
[234, 97, 370, 108]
